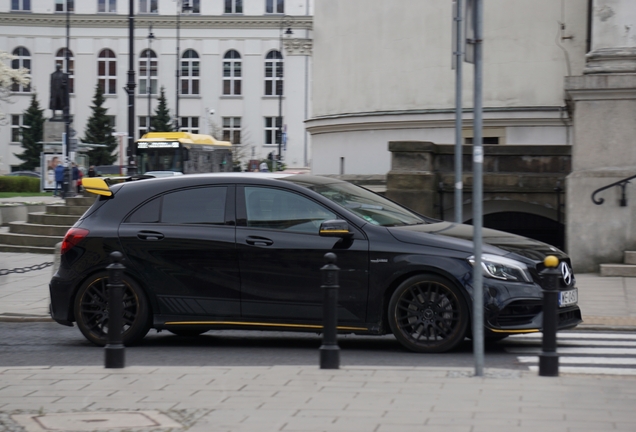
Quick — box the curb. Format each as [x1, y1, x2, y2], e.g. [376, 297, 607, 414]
[0, 315, 54, 323]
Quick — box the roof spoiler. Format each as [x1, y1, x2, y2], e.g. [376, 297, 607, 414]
[81, 175, 154, 197]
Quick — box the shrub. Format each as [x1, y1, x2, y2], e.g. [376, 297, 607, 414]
[0, 176, 40, 192]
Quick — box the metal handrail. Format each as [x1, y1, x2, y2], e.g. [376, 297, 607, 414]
[591, 174, 636, 206]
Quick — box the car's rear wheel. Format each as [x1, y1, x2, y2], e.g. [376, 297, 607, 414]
[74, 272, 151, 346]
[388, 274, 469, 353]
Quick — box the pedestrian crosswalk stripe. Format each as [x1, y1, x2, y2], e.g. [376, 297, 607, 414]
[528, 366, 636, 376]
[510, 339, 636, 347]
[509, 332, 636, 340]
[518, 356, 636, 365]
[507, 347, 636, 355]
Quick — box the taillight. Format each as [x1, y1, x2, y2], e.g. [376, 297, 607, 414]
[61, 228, 89, 255]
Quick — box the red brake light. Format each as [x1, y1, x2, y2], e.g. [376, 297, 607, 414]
[61, 228, 89, 255]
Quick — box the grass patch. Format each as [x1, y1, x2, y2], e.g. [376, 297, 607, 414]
[0, 192, 53, 198]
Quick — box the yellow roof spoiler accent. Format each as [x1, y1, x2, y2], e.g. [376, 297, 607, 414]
[82, 177, 113, 197]
[137, 132, 232, 147]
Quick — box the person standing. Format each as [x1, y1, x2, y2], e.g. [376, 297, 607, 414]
[54, 162, 64, 197]
[71, 163, 79, 195]
[88, 165, 96, 177]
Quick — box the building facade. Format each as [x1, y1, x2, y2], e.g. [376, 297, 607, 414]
[0, 0, 313, 173]
[308, 0, 588, 175]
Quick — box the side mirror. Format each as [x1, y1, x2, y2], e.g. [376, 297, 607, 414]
[319, 220, 353, 238]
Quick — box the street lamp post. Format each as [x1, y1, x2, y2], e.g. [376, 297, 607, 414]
[175, 0, 193, 131]
[126, 0, 137, 175]
[63, 0, 71, 198]
[147, 25, 155, 134]
[277, 16, 293, 172]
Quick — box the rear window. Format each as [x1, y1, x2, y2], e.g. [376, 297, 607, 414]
[126, 186, 227, 225]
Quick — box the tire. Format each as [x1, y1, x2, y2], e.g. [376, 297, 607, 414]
[388, 274, 469, 353]
[74, 272, 151, 347]
[167, 328, 207, 337]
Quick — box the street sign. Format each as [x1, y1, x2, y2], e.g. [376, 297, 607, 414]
[464, 0, 475, 64]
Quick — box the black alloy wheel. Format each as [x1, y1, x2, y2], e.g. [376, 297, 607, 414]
[388, 274, 469, 353]
[74, 272, 151, 346]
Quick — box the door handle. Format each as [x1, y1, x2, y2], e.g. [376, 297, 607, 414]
[245, 236, 273, 246]
[137, 231, 165, 241]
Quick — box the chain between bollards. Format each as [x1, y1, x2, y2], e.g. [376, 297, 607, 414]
[104, 251, 126, 369]
[320, 252, 340, 369]
[539, 255, 560, 377]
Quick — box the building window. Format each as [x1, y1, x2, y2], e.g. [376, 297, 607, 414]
[264, 116, 281, 145]
[139, 49, 157, 95]
[11, 115, 23, 143]
[55, 0, 74, 12]
[55, 48, 74, 94]
[223, 50, 242, 96]
[139, 0, 158, 13]
[462, 127, 506, 145]
[180, 117, 199, 134]
[265, 0, 284, 14]
[180, 49, 200, 95]
[224, 0, 242, 14]
[265, 50, 283, 96]
[11, 47, 31, 93]
[98, 0, 117, 13]
[223, 117, 241, 144]
[11, 0, 31, 11]
[106, 115, 116, 129]
[138, 116, 149, 137]
[186, 0, 200, 13]
[98, 49, 117, 95]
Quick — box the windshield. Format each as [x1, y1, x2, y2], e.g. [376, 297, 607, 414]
[306, 181, 426, 227]
[136, 147, 183, 174]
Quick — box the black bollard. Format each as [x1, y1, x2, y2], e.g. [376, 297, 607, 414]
[320, 252, 340, 369]
[539, 255, 560, 376]
[105, 251, 125, 368]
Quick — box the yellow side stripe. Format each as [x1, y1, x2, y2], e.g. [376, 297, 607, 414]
[164, 320, 367, 331]
[488, 328, 540, 334]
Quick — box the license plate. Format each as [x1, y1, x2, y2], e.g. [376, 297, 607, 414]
[558, 288, 578, 308]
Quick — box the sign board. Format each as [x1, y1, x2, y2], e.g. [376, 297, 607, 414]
[42, 153, 63, 190]
[464, 0, 475, 64]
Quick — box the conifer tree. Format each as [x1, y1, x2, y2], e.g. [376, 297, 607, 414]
[14, 94, 44, 170]
[151, 86, 174, 132]
[82, 84, 117, 166]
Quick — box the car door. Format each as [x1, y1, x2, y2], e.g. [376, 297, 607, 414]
[236, 185, 369, 325]
[118, 185, 240, 318]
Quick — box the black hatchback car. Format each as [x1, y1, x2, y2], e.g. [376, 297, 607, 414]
[49, 173, 581, 353]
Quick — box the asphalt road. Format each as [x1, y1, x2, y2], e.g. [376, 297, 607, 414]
[0, 322, 521, 369]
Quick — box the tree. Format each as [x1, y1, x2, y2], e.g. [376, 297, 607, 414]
[14, 94, 44, 170]
[0, 51, 30, 122]
[151, 86, 173, 132]
[82, 84, 117, 166]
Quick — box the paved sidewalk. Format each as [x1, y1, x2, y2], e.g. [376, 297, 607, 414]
[1, 365, 635, 432]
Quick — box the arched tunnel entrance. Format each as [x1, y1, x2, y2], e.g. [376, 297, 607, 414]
[465, 212, 565, 251]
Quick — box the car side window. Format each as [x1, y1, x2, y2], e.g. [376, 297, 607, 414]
[244, 187, 336, 233]
[127, 187, 227, 225]
[162, 187, 227, 224]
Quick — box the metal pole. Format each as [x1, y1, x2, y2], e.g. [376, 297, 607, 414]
[539, 255, 560, 376]
[104, 251, 126, 368]
[63, 0, 71, 198]
[126, 0, 136, 175]
[472, 0, 485, 377]
[277, 19, 284, 172]
[175, 1, 180, 131]
[454, 0, 464, 224]
[147, 25, 154, 134]
[320, 252, 340, 369]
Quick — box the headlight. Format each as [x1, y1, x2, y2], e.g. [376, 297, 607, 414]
[468, 254, 532, 283]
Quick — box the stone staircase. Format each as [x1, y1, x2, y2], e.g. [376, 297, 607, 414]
[0, 196, 95, 254]
[600, 251, 636, 277]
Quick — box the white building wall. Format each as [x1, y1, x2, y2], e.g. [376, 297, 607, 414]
[308, 0, 589, 175]
[0, 0, 313, 174]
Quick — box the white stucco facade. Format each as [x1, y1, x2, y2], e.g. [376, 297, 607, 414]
[308, 0, 589, 175]
[0, 0, 313, 173]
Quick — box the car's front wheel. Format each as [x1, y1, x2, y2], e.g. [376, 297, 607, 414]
[388, 274, 469, 353]
[74, 272, 151, 346]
